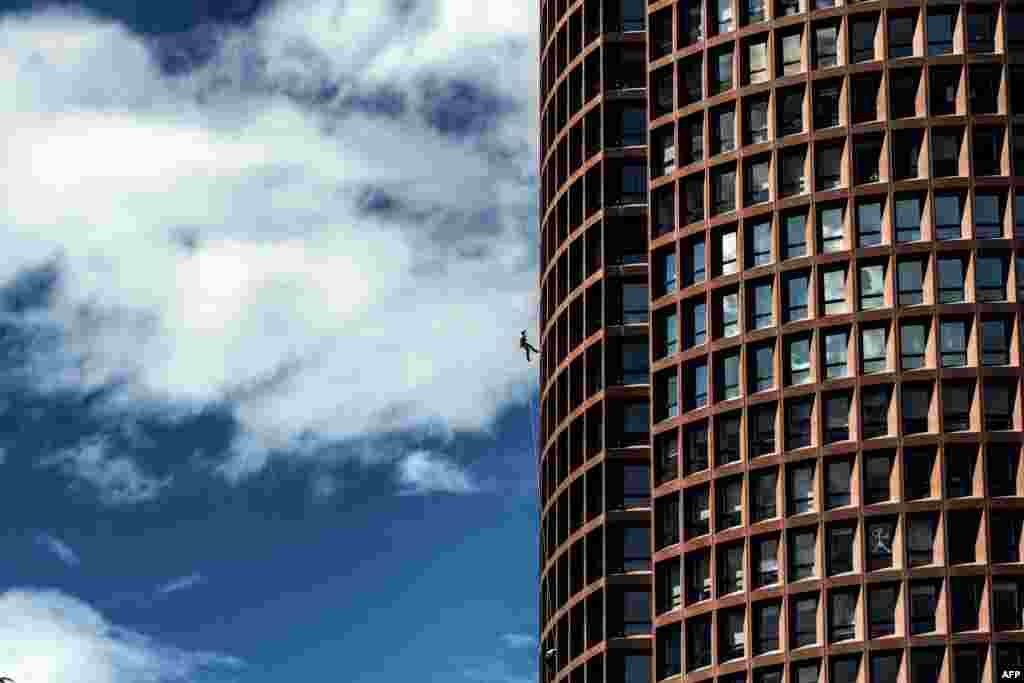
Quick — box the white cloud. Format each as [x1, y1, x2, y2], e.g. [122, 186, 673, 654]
[499, 633, 536, 649]
[33, 532, 80, 567]
[155, 573, 206, 596]
[396, 450, 477, 495]
[0, 0, 538, 487]
[0, 589, 241, 683]
[37, 438, 171, 506]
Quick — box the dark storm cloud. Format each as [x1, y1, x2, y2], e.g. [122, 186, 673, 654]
[0, 0, 273, 34]
[0, 263, 60, 314]
[418, 77, 516, 139]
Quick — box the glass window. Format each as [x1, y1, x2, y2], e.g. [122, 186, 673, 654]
[851, 18, 876, 63]
[937, 257, 965, 303]
[790, 462, 816, 512]
[982, 319, 1011, 366]
[816, 25, 838, 67]
[713, 107, 736, 154]
[719, 483, 743, 530]
[975, 193, 1002, 239]
[748, 39, 769, 83]
[684, 115, 703, 165]
[717, 412, 741, 464]
[747, 157, 770, 204]
[825, 394, 850, 443]
[688, 300, 706, 348]
[621, 340, 650, 385]
[862, 326, 887, 373]
[927, 11, 955, 55]
[749, 404, 776, 458]
[755, 602, 781, 653]
[621, 107, 647, 146]
[788, 335, 812, 385]
[690, 361, 708, 409]
[910, 583, 938, 634]
[860, 264, 885, 310]
[785, 272, 809, 322]
[862, 387, 891, 439]
[662, 372, 679, 418]
[787, 399, 814, 451]
[819, 205, 845, 252]
[657, 623, 681, 678]
[817, 143, 842, 190]
[686, 550, 711, 601]
[623, 654, 650, 683]
[751, 281, 773, 330]
[827, 461, 852, 508]
[793, 595, 818, 646]
[867, 519, 895, 568]
[719, 546, 745, 600]
[943, 384, 972, 432]
[683, 1, 703, 44]
[822, 268, 847, 315]
[660, 250, 677, 294]
[622, 526, 651, 571]
[620, 163, 647, 203]
[720, 230, 738, 275]
[623, 401, 649, 435]
[932, 129, 960, 176]
[828, 525, 855, 574]
[687, 617, 712, 670]
[857, 200, 883, 246]
[985, 383, 1014, 431]
[720, 351, 741, 400]
[791, 530, 816, 580]
[824, 329, 848, 378]
[686, 237, 706, 285]
[780, 146, 807, 197]
[783, 212, 807, 259]
[713, 166, 736, 215]
[746, 0, 765, 24]
[907, 515, 935, 564]
[976, 255, 1007, 302]
[782, 32, 802, 75]
[967, 8, 996, 52]
[747, 97, 769, 144]
[749, 345, 774, 394]
[622, 590, 652, 635]
[713, 47, 734, 94]
[661, 310, 678, 357]
[830, 590, 857, 641]
[815, 83, 840, 128]
[751, 467, 777, 519]
[685, 423, 709, 474]
[721, 291, 739, 338]
[934, 193, 962, 240]
[897, 260, 924, 305]
[865, 454, 892, 503]
[940, 319, 967, 368]
[901, 322, 927, 370]
[713, 0, 734, 34]
[902, 384, 931, 434]
[622, 283, 649, 323]
[894, 196, 921, 242]
[779, 89, 803, 136]
[750, 220, 772, 266]
[889, 15, 915, 58]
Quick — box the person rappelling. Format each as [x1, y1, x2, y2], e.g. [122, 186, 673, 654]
[520, 330, 540, 362]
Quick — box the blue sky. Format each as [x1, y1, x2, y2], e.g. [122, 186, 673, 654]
[0, 1, 540, 681]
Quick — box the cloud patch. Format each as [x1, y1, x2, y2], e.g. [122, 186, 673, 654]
[156, 573, 206, 596]
[0, 589, 241, 683]
[37, 437, 172, 506]
[0, 0, 538, 490]
[396, 450, 477, 495]
[33, 532, 80, 567]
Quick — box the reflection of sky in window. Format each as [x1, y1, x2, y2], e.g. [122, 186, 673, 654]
[941, 321, 966, 352]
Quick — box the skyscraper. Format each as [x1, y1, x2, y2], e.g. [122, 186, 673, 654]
[539, 1, 1024, 682]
